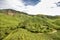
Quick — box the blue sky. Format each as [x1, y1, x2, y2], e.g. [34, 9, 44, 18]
[0, 0, 60, 16]
[22, 0, 40, 6]
[56, 1, 60, 7]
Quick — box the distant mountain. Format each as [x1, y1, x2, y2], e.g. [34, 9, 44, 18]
[0, 9, 28, 16]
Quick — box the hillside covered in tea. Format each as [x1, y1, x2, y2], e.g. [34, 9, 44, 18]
[0, 9, 60, 40]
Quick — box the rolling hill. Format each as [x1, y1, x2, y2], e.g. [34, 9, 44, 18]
[0, 9, 60, 40]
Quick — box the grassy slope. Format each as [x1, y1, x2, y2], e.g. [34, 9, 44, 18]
[0, 11, 60, 40]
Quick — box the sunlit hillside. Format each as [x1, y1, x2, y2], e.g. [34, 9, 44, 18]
[0, 9, 60, 40]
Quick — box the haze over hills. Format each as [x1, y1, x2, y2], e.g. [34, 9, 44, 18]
[0, 0, 60, 15]
[0, 9, 60, 40]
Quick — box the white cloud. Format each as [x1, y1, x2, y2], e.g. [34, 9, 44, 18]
[24, 0, 60, 15]
[0, 0, 60, 16]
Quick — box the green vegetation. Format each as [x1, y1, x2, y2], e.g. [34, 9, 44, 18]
[0, 9, 60, 40]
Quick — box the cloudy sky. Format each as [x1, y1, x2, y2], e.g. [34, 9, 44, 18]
[0, 0, 60, 15]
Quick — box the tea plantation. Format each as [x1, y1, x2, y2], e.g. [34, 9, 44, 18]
[0, 9, 60, 40]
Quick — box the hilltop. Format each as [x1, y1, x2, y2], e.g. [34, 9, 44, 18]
[0, 9, 60, 40]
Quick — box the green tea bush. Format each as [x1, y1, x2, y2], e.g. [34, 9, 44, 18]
[3, 28, 53, 40]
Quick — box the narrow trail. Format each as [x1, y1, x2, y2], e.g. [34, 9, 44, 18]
[48, 30, 57, 34]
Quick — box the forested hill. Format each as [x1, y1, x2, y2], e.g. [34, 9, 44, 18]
[0, 9, 60, 40]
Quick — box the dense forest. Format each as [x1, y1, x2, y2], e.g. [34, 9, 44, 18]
[0, 9, 60, 40]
